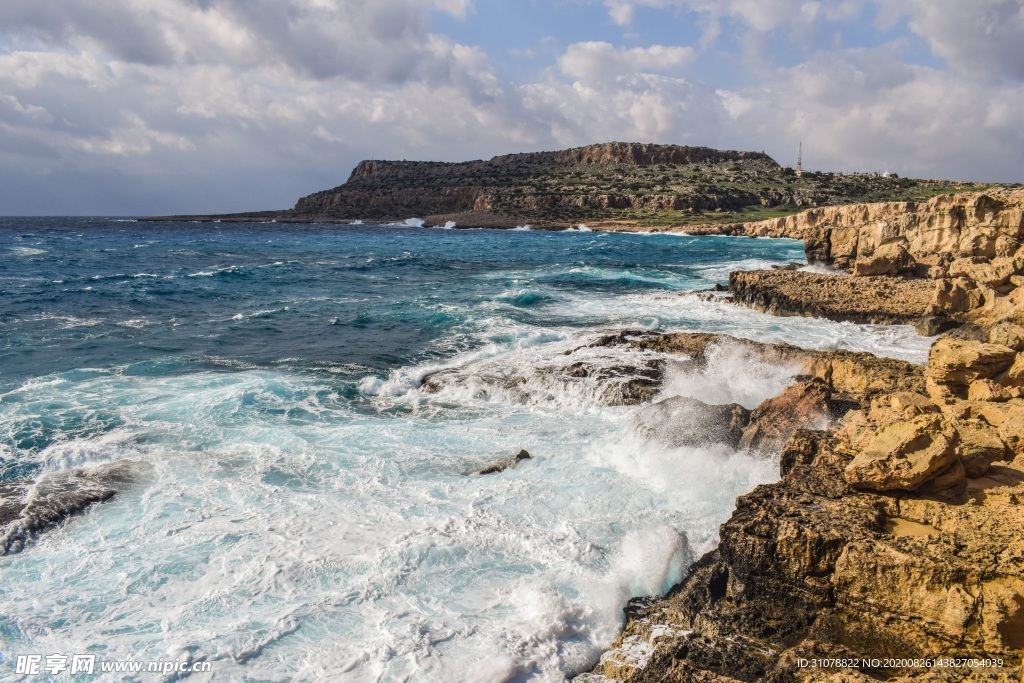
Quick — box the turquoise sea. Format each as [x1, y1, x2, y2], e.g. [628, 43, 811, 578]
[0, 219, 931, 681]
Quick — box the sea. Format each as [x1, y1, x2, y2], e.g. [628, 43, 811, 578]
[0, 218, 932, 681]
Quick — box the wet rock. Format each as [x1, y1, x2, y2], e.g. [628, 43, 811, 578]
[843, 415, 959, 491]
[728, 269, 937, 330]
[474, 449, 531, 475]
[1, 460, 142, 555]
[739, 378, 837, 454]
[633, 396, 750, 449]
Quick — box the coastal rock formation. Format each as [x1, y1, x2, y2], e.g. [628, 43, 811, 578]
[0, 460, 144, 555]
[727, 270, 939, 332]
[473, 449, 532, 475]
[582, 326, 1024, 683]
[738, 378, 838, 454]
[143, 143, 987, 229]
[633, 396, 750, 449]
[717, 189, 1024, 333]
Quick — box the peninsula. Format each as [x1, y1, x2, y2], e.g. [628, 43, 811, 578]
[141, 142, 992, 229]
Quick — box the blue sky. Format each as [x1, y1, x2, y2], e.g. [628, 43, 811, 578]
[0, 0, 1021, 215]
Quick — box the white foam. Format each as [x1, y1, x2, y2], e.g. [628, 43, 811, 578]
[404, 218, 426, 228]
[10, 246, 46, 256]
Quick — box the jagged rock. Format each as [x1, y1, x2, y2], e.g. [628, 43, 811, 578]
[851, 241, 916, 276]
[969, 378, 1018, 401]
[867, 391, 940, 424]
[932, 277, 986, 314]
[997, 401, 1024, 456]
[925, 337, 1017, 387]
[632, 396, 750, 449]
[954, 419, 1009, 464]
[949, 255, 1019, 287]
[998, 352, 1024, 386]
[1, 460, 143, 555]
[728, 269, 935, 330]
[989, 323, 1024, 351]
[474, 450, 531, 475]
[739, 379, 836, 454]
[843, 415, 959, 491]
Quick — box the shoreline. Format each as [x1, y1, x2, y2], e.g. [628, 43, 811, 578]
[578, 188, 1024, 681]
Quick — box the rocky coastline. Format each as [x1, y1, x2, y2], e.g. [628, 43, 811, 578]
[139, 142, 991, 229]
[579, 188, 1024, 682]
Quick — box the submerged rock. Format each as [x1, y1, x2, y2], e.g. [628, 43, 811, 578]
[474, 450, 531, 475]
[0, 460, 143, 555]
[632, 396, 749, 449]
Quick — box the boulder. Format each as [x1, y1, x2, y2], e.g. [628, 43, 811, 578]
[997, 352, 1024, 387]
[968, 378, 1014, 402]
[931, 277, 986, 314]
[633, 396, 750, 449]
[739, 378, 835, 454]
[474, 449, 531, 475]
[925, 338, 1017, 386]
[852, 241, 916, 277]
[949, 256, 1018, 287]
[996, 402, 1024, 456]
[867, 391, 939, 425]
[844, 415, 959, 491]
[988, 323, 1024, 351]
[953, 419, 1008, 464]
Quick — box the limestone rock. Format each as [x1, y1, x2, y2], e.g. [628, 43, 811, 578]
[632, 396, 750, 449]
[739, 379, 835, 454]
[1, 460, 144, 555]
[997, 402, 1024, 456]
[949, 256, 1019, 287]
[843, 415, 959, 491]
[851, 241, 916, 277]
[925, 338, 1017, 386]
[867, 391, 939, 425]
[931, 277, 985, 314]
[998, 352, 1024, 386]
[729, 269, 935, 328]
[954, 419, 1009, 463]
[988, 323, 1024, 351]
[969, 378, 1015, 402]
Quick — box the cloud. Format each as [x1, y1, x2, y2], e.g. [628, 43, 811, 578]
[0, 0, 1021, 215]
[558, 42, 696, 82]
[0, 0, 475, 82]
[896, 0, 1024, 80]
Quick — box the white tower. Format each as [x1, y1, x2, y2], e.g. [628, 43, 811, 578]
[797, 141, 803, 176]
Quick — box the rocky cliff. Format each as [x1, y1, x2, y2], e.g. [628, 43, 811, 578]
[580, 324, 1024, 683]
[142, 142, 987, 226]
[706, 189, 1024, 337]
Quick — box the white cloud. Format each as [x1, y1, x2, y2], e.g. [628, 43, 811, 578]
[559, 42, 696, 82]
[898, 0, 1024, 79]
[0, 0, 1021, 214]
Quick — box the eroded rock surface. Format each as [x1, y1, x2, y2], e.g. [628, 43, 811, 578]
[728, 270, 940, 333]
[583, 325, 1024, 683]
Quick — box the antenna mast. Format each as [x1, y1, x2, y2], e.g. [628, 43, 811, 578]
[797, 141, 803, 176]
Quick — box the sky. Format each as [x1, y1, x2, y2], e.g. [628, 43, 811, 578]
[0, 0, 1022, 215]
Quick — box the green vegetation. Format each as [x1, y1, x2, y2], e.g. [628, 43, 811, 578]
[291, 144, 994, 227]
